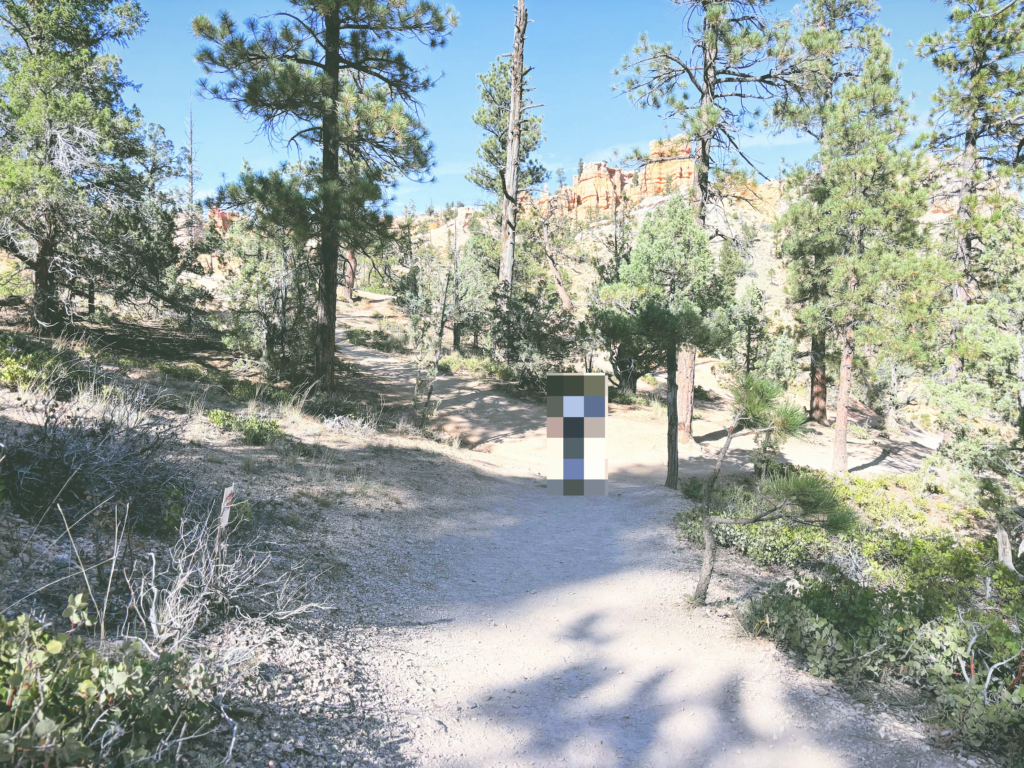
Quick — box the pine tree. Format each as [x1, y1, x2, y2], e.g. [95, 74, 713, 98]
[778, 28, 929, 472]
[773, 0, 881, 424]
[612, 195, 727, 489]
[194, 1, 456, 388]
[466, 57, 546, 216]
[0, 0, 190, 328]
[615, 0, 797, 441]
[919, 0, 1024, 378]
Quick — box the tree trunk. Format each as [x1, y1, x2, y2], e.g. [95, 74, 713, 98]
[831, 325, 855, 473]
[314, 10, 342, 389]
[452, 322, 461, 353]
[32, 239, 60, 330]
[1017, 328, 1024, 439]
[996, 522, 1019, 574]
[692, 411, 742, 604]
[339, 249, 356, 302]
[544, 245, 573, 312]
[497, 0, 527, 296]
[678, 345, 696, 443]
[666, 342, 679, 489]
[948, 131, 978, 381]
[810, 331, 828, 424]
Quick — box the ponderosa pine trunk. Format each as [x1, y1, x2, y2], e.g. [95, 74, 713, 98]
[678, 345, 696, 442]
[666, 342, 679, 489]
[314, 11, 342, 388]
[32, 238, 60, 330]
[810, 331, 828, 424]
[948, 130, 978, 381]
[452, 322, 461, 353]
[831, 325, 855, 473]
[340, 249, 356, 302]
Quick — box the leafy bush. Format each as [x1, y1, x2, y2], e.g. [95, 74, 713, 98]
[0, 599, 216, 767]
[228, 381, 292, 406]
[437, 354, 514, 381]
[346, 327, 407, 353]
[207, 409, 282, 445]
[0, 332, 80, 390]
[679, 485, 833, 567]
[746, 575, 1024, 751]
[155, 361, 231, 386]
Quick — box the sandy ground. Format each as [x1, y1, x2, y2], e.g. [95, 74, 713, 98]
[323, 296, 988, 768]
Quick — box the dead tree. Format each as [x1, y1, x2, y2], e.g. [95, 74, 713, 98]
[497, 0, 528, 298]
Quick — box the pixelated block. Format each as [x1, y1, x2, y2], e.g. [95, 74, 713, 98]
[546, 373, 607, 496]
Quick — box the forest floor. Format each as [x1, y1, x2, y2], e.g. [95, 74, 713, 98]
[309, 293, 989, 768]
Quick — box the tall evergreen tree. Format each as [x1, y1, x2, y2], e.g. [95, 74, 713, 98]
[0, 0, 190, 328]
[919, 0, 1024, 379]
[773, 0, 881, 425]
[608, 195, 727, 489]
[194, 1, 456, 387]
[778, 28, 929, 472]
[466, 57, 546, 218]
[615, 0, 797, 441]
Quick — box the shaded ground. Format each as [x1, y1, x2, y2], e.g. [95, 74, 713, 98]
[323, 296, 989, 767]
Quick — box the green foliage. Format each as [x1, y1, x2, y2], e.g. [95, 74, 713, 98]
[0, 600, 216, 767]
[206, 409, 282, 446]
[466, 57, 547, 204]
[216, 164, 320, 379]
[346, 327, 407, 354]
[155, 361, 231, 386]
[0, 331, 69, 389]
[747, 577, 1024, 751]
[489, 288, 575, 388]
[0, 0, 204, 326]
[437, 354, 514, 381]
[228, 381, 292, 406]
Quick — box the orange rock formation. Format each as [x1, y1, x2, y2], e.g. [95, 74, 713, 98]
[537, 136, 695, 216]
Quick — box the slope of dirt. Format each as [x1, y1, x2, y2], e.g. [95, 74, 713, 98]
[322, 298, 995, 768]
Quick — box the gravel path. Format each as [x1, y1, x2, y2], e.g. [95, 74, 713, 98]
[318, 304, 988, 767]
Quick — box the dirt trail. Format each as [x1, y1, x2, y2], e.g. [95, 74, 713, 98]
[328, 299, 974, 768]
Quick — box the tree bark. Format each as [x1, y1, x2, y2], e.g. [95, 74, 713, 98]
[32, 238, 60, 330]
[678, 345, 696, 443]
[497, 0, 527, 297]
[810, 331, 828, 424]
[452, 322, 461, 353]
[340, 249, 356, 302]
[996, 522, 1018, 574]
[545, 249, 572, 312]
[831, 325, 855, 473]
[314, 10, 342, 388]
[948, 130, 978, 381]
[666, 342, 679, 489]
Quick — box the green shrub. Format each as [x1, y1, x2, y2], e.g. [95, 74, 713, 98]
[640, 374, 659, 386]
[678, 484, 832, 567]
[0, 332, 73, 389]
[436, 354, 515, 381]
[0, 598, 216, 767]
[346, 327, 406, 353]
[207, 409, 282, 445]
[679, 476, 704, 502]
[155, 361, 231, 386]
[747, 576, 1024, 751]
[229, 381, 291, 406]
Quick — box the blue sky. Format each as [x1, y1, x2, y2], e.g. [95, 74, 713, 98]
[118, 0, 953, 212]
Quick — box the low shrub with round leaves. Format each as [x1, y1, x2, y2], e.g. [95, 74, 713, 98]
[0, 596, 217, 767]
[207, 408, 282, 446]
